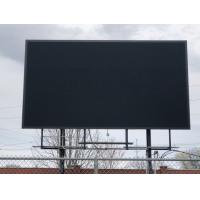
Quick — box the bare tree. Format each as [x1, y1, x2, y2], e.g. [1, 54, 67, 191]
[32, 129, 126, 169]
[175, 148, 200, 169]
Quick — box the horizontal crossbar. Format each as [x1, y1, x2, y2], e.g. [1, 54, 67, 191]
[33, 145, 178, 150]
[0, 157, 199, 162]
[79, 142, 133, 145]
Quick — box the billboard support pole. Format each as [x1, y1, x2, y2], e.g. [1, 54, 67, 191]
[146, 129, 153, 174]
[83, 129, 86, 149]
[169, 129, 172, 150]
[125, 129, 129, 150]
[41, 129, 44, 148]
[59, 129, 65, 174]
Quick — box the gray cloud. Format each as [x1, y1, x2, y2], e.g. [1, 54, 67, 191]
[0, 25, 74, 63]
[0, 24, 200, 73]
[100, 24, 140, 39]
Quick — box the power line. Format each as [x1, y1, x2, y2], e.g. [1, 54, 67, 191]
[190, 84, 200, 87]
[0, 128, 35, 138]
[0, 106, 21, 110]
[0, 128, 23, 131]
[0, 127, 37, 133]
[0, 141, 33, 148]
[1, 148, 33, 151]
[0, 117, 20, 119]
[190, 98, 200, 101]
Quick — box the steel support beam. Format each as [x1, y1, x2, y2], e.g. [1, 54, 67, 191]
[59, 129, 65, 174]
[146, 129, 154, 174]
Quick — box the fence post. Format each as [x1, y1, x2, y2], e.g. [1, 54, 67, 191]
[94, 159, 98, 174]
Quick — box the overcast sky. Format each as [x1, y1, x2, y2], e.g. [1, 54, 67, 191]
[0, 24, 200, 156]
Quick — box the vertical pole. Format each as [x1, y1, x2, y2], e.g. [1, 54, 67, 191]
[59, 129, 65, 174]
[125, 129, 128, 150]
[68, 130, 72, 168]
[94, 159, 98, 174]
[146, 129, 153, 174]
[169, 129, 171, 150]
[41, 129, 43, 148]
[83, 129, 86, 149]
[94, 149, 99, 174]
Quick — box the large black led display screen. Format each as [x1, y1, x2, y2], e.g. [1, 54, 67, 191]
[22, 40, 190, 129]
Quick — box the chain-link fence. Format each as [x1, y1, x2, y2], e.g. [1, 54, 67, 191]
[0, 157, 200, 174]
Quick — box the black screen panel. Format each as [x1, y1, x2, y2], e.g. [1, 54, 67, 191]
[22, 40, 190, 129]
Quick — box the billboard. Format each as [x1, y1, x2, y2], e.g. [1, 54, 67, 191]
[22, 40, 190, 129]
